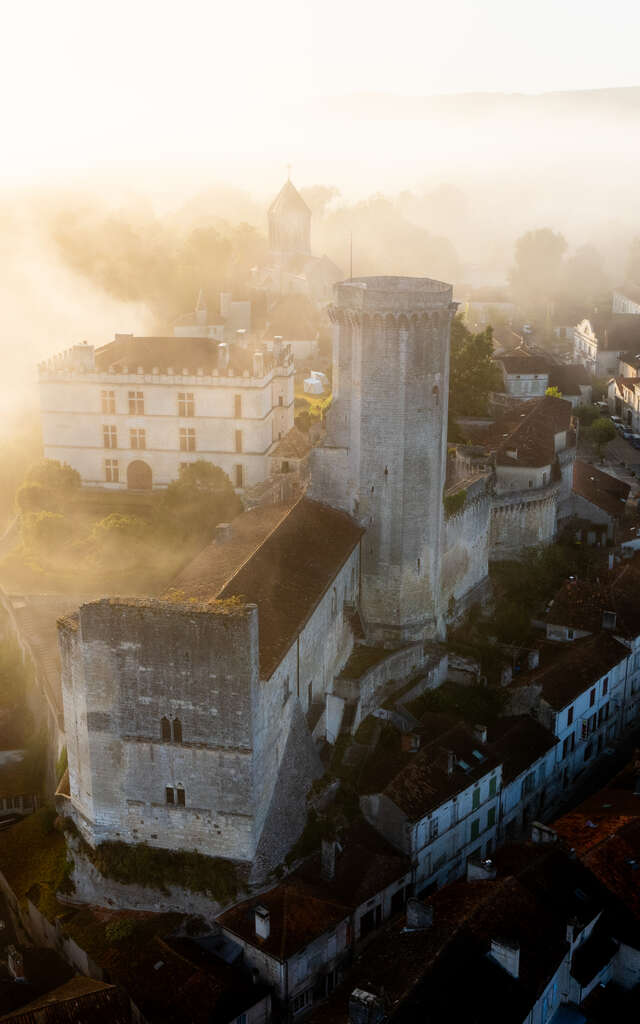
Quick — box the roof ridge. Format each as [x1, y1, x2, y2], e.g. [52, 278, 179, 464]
[213, 497, 303, 598]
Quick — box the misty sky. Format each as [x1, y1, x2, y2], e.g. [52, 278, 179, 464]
[5, 0, 640, 188]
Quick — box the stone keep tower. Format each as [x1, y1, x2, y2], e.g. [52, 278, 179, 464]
[310, 276, 456, 643]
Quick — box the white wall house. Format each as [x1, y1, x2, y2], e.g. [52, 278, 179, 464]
[360, 723, 502, 893]
[39, 337, 294, 491]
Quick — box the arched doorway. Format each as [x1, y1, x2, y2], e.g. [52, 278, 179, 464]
[127, 460, 152, 490]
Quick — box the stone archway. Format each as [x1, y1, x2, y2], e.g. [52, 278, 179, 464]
[127, 460, 152, 490]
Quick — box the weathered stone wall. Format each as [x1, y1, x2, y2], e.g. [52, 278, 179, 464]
[442, 475, 492, 617]
[490, 487, 559, 560]
[310, 277, 456, 643]
[60, 599, 263, 863]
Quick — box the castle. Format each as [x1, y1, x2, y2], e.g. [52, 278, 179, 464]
[57, 275, 573, 882]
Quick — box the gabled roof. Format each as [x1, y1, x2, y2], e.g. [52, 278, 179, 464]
[467, 396, 573, 468]
[572, 460, 630, 519]
[548, 363, 591, 394]
[496, 348, 552, 375]
[292, 820, 411, 910]
[0, 979, 132, 1023]
[369, 720, 500, 822]
[218, 883, 351, 961]
[545, 555, 640, 639]
[174, 498, 363, 678]
[516, 633, 628, 711]
[488, 716, 557, 784]
[308, 842, 620, 1024]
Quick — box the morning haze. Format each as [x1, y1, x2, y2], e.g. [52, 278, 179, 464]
[2, 2, 640, 1021]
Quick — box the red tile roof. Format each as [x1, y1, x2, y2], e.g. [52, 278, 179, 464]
[572, 460, 630, 519]
[516, 632, 628, 711]
[466, 396, 573, 468]
[545, 555, 640, 639]
[369, 720, 500, 822]
[95, 336, 274, 377]
[218, 883, 350, 961]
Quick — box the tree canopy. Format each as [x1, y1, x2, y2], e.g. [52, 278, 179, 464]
[509, 228, 568, 315]
[157, 460, 241, 541]
[448, 316, 502, 422]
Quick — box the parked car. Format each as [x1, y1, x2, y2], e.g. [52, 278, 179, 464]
[596, 401, 609, 414]
[611, 415, 624, 427]
[630, 434, 640, 450]
[621, 428, 633, 440]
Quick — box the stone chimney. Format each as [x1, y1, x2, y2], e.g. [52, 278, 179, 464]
[216, 523, 233, 545]
[321, 837, 339, 881]
[254, 905, 270, 941]
[473, 724, 487, 745]
[218, 342, 230, 371]
[531, 821, 558, 844]
[253, 351, 265, 377]
[489, 937, 520, 978]
[467, 856, 497, 882]
[406, 898, 433, 930]
[602, 610, 617, 630]
[348, 989, 385, 1024]
[447, 750, 455, 775]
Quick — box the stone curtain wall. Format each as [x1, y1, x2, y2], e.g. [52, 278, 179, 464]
[490, 487, 559, 560]
[441, 476, 492, 617]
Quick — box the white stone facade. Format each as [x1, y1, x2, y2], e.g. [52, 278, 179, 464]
[39, 341, 294, 492]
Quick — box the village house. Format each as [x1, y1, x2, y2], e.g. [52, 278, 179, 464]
[487, 715, 557, 842]
[608, 374, 640, 430]
[38, 333, 294, 493]
[560, 459, 631, 545]
[464, 395, 576, 559]
[574, 315, 640, 377]
[305, 838, 640, 1023]
[217, 884, 352, 1018]
[553, 757, 640, 923]
[511, 632, 631, 798]
[541, 559, 640, 729]
[360, 715, 502, 893]
[613, 282, 640, 317]
[494, 350, 551, 400]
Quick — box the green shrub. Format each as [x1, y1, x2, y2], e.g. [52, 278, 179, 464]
[88, 841, 239, 902]
[105, 918, 137, 943]
[444, 489, 467, 519]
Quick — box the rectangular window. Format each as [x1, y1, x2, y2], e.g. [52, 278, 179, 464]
[562, 736, 569, 760]
[105, 459, 119, 483]
[472, 788, 480, 810]
[101, 389, 116, 414]
[602, 677, 608, 697]
[177, 787, 185, 806]
[489, 777, 497, 798]
[429, 817, 439, 842]
[128, 390, 144, 415]
[234, 464, 244, 488]
[470, 818, 480, 841]
[130, 428, 146, 449]
[165, 786, 174, 804]
[102, 424, 117, 449]
[590, 688, 596, 707]
[179, 427, 196, 452]
[234, 394, 242, 418]
[278, 395, 284, 407]
[178, 392, 195, 417]
[487, 807, 496, 829]
[567, 706, 574, 726]
[235, 429, 243, 453]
